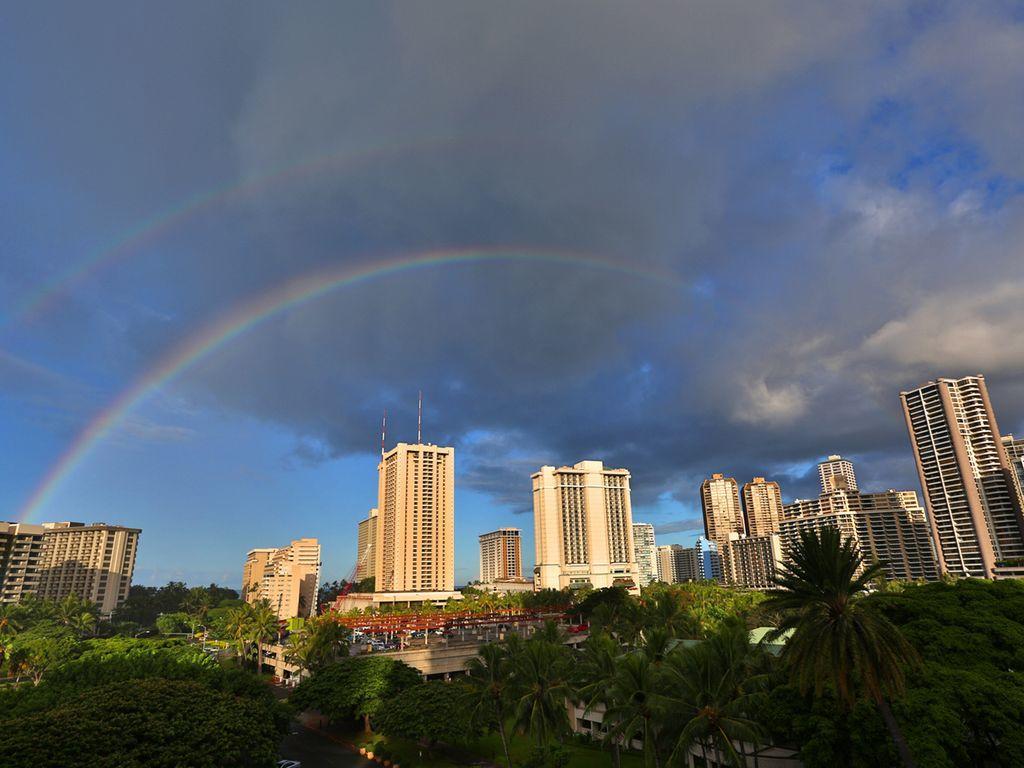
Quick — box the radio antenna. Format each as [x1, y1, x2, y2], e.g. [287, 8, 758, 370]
[417, 390, 423, 443]
[380, 408, 387, 456]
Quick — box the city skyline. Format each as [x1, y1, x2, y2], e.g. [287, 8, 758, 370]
[4, 4, 1024, 589]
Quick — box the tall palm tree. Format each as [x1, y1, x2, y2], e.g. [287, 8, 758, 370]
[464, 643, 516, 768]
[509, 637, 572, 748]
[573, 632, 624, 768]
[248, 600, 280, 674]
[225, 604, 254, 665]
[661, 619, 766, 768]
[602, 652, 664, 768]
[762, 526, 919, 768]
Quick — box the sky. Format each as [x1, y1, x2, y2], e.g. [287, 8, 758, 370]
[2, 2, 1024, 589]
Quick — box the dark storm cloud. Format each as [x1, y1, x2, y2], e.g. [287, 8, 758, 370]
[8, 2, 1024, 511]
[654, 518, 706, 536]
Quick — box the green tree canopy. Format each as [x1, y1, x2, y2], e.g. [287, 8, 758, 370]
[0, 678, 283, 768]
[376, 680, 477, 746]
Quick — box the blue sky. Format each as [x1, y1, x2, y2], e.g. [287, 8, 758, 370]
[2, 2, 1024, 588]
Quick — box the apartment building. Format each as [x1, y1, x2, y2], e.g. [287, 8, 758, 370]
[532, 460, 640, 592]
[33, 522, 140, 615]
[1002, 435, 1024, 512]
[701, 474, 745, 552]
[376, 443, 455, 593]
[244, 538, 321, 619]
[781, 487, 938, 582]
[655, 537, 722, 583]
[0, 523, 46, 604]
[632, 522, 658, 587]
[901, 375, 1024, 577]
[818, 455, 858, 493]
[742, 477, 784, 537]
[723, 532, 783, 589]
[479, 528, 522, 584]
[355, 508, 378, 582]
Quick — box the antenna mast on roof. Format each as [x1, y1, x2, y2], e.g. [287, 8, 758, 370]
[381, 409, 387, 456]
[417, 390, 423, 443]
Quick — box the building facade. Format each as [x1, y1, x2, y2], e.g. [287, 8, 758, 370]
[781, 488, 938, 582]
[632, 522, 658, 586]
[723, 532, 783, 589]
[355, 508, 378, 582]
[0, 523, 46, 604]
[479, 527, 522, 584]
[701, 474, 745, 552]
[532, 460, 640, 592]
[901, 375, 1024, 577]
[245, 537, 321, 619]
[31, 522, 140, 615]
[376, 443, 455, 593]
[742, 477, 784, 537]
[656, 538, 722, 583]
[242, 548, 274, 601]
[1002, 435, 1024, 513]
[818, 455, 859, 493]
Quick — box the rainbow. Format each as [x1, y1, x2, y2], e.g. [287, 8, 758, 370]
[2, 138, 452, 331]
[17, 246, 682, 522]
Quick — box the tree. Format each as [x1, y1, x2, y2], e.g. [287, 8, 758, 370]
[573, 632, 624, 768]
[288, 616, 349, 673]
[246, 600, 279, 674]
[225, 604, 255, 664]
[762, 527, 919, 768]
[7, 621, 78, 686]
[0, 603, 26, 669]
[376, 680, 476, 746]
[661, 619, 766, 768]
[290, 656, 422, 732]
[155, 612, 191, 635]
[509, 636, 572, 748]
[0, 678, 283, 768]
[465, 642, 517, 767]
[601, 652, 664, 768]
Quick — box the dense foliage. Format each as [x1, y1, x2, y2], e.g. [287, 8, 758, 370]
[113, 581, 239, 628]
[375, 679, 477, 745]
[0, 679, 282, 768]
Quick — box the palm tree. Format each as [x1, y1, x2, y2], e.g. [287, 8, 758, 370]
[247, 600, 280, 674]
[0, 603, 25, 669]
[225, 604, 254, 664]
[67, 610, 97, 637]
[465, 643, 516, 768]
[509, 637, 572, 748]
[762, 526, 920, 768]
[661, 619, 766, 768]
[602, 652, 664, 768]
[573, 632, 624, 768]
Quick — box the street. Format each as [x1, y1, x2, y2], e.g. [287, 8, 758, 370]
[279, 726, 374, 768]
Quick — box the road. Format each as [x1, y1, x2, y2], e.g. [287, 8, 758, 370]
[279, 726, 374, 768]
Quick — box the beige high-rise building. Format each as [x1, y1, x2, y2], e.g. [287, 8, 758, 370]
[742, 477, 784, 537]
[781, 487, 938, 582]
[376, 443, 455, 593]
[723, 532, 783, 590]
[355, 509, 378, 582]
[901, 375, 1024, 578]
[632, 522, 658, 586]
[532, 460, 640, 592]
[35, 522, 141, 615]
[701, 474, 745, 556]
[479, 528, 522, 584]
[0, 523, 46, 604]
[245, 538, 321, 619]
[818, 455, 858, 493]
[242, 548, 274, 601]
[1002, 435, 1024, 510]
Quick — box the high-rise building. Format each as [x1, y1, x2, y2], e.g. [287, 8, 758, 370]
[244, 537, 321, 619]
[355, 508, 378, 582]
[701, 474, 745, 552]
[479, 528, 522, 584]
[632, 522, 658, 586]
[1002, 435, 1024, 510]
[781, 487, 938, 582]
[901, 375, 1024, 577]
[242, 548, 275, 601]
[0, 523, 46, 604]
[376, 443, 455, 593]
[723, 532, 783, 589]
[33, 522, 140, 615]
[818, 455, 858, 493]
[655, 537, 722, 583]
[532, 460, 640, 592]
[742, 477, 784, 537]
